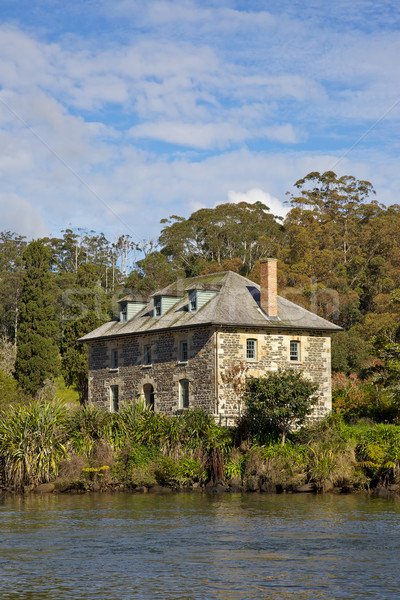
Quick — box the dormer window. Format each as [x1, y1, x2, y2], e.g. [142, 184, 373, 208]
[154, 297, 162, 317]
[121, 305, 127, 322]
[189, 291, 197, 312]
[118, 296, 147, 322]
[152, 293, 182, 317]
[187, 286, 219, 312]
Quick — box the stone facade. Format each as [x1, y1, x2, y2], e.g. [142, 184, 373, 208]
[88, 327, 217, 414]
[88, 325, 331, 424]
[216, 329, 331, 424]
[83, 265, 340, 423]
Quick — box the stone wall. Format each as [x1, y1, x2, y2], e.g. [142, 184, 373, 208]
[88, 326, 332, 424]
[216, 328, 331, 425]
[88, 327, 216, 414]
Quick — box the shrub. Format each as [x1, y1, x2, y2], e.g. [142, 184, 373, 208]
[356, 424, 400, 486]
[332, 373, 371, 420]
[0, 370, 27, 410]
[0, 400, 67, 488]
[65, 405, 115, 456]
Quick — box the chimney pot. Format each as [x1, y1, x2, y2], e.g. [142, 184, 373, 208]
[259, 258, 278, 317]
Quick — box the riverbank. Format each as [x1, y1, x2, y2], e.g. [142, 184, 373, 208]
[1, 401, 400, 497]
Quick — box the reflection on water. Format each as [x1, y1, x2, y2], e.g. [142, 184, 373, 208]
[1, 492, 400, 599]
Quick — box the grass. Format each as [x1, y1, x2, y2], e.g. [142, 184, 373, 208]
[54, 376, 80, 406]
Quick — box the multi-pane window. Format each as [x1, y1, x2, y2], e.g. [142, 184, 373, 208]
[290, 340, 300, 361]
[111, 349, 118, 369]
[189, 292, 197, 312]
[110, 385, 119, 412]
[180, 340, 188, 362]
[154, 297, 161, 317]
[144, 344, 152, 365]
[179, 379, 190, 409]
[121, 305, 127, 322]
[246, 338, 257, 360]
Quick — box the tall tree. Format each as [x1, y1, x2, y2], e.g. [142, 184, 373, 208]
[14, 240, 60, 395]
[61, 264, 109, 404]
[159, 202, 283, 275]
[0, 231, 26, 341]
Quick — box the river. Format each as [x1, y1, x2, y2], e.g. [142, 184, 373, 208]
[1, 491, 399, 599]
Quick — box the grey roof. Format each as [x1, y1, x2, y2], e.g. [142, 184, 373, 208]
[80, 271, 342, 342]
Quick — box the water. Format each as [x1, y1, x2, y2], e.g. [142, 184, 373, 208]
[1, 491, 400, 599]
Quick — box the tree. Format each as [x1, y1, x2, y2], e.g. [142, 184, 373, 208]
[244, 370, 318, 445]
[159, 202, 283, 275]
[61, 264, 109, 404]
[282, 171, 384, 327]
[125, 251, 184, 296]
[14, 240, 60, 396]
[0, 231, 26, 341]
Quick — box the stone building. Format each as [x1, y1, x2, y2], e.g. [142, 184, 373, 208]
[81, 259, 341, 424]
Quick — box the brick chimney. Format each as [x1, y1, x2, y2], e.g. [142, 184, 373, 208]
[259, 258, 278, 317]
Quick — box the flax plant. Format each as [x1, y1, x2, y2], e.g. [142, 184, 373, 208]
[65, 405, 116, 456]
[0, 400, 68, 488]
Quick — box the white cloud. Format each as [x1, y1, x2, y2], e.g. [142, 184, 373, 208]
[227, 188, 287, 219]
[0, 2, 399, 247]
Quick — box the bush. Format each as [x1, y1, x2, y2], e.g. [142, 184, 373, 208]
[356, 424, 400, 486]
[244, 370, 318, 445]
[0, 400, 68, 488]
[332, 373, 371, 420]
[0, 370, 27, 410]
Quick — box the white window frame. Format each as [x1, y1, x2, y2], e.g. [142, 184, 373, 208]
[179, 379, 190, 409]
[246, 338, 257, 361]
[290, 340, 300, 362]
[110, 385, 119, 412]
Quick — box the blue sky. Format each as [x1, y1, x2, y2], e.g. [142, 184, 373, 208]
[0, 0, 399, 245]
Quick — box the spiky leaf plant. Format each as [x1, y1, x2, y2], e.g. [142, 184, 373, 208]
[0, 400, 67, 488]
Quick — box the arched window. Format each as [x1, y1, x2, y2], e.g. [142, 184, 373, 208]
[143, 383, 155, 409]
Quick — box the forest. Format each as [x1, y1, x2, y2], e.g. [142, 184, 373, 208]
[0, 170, 400, 419]
[1, 170, 400, 494]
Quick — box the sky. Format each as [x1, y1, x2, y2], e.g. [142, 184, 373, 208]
[0, 0, 400, 246]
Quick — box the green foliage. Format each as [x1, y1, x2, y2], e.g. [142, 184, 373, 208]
[112, 443, 161, 486]
[371, 323, 400, 408]
[159, 201, 283, 275]
[356, 424, 400, 485]
[14, 240, 60, 396]
[332, 373, 371, 420]
[331, 330, 372, 374]
[0, 371, 27, 410]
[65, 405, 115, 456]
[0, 232, 26, 341]
[0, 400, 68, 488]
[244, 370, 318, 444]
[61, 264, 109, 404]
[224, 449, 246, 480]
[125, 251, 184, 296]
